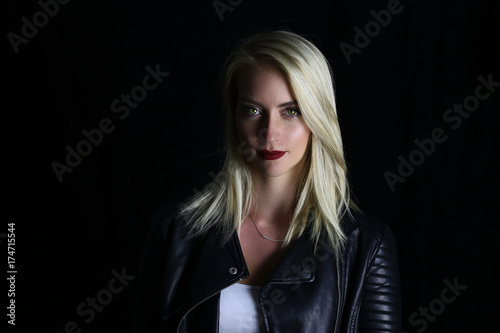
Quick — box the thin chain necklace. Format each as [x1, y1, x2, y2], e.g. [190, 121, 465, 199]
[249, 215, 286, 242]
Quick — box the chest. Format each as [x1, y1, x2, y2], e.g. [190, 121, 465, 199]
[238, 220, 292, 286]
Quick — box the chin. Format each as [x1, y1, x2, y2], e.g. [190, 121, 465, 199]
[252, 163, 296, 178]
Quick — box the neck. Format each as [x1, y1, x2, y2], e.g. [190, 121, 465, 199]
[250, 170, 298, 225]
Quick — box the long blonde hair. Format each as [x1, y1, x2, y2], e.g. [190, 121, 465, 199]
[179, 30, 355, 255]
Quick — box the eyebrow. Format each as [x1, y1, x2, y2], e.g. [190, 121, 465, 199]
[238, 97, 298, 109]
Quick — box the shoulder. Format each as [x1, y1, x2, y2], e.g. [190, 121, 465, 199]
[341, 209, 396, 246]
[338, 209, 400, 279]
[148, 197, 192, 241]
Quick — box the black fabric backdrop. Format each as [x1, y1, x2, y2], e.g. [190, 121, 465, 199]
[4, 0, 499, 332]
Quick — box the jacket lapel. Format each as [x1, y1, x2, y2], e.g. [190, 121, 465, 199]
[181, 228, 249, 310]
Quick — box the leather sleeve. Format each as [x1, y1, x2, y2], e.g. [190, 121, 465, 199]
[133, 212, 163, 333]
[358, 224, 402, 332]
[133, 202, 181, 333]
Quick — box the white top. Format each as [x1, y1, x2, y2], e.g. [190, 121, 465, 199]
[219, 283, 264, 333]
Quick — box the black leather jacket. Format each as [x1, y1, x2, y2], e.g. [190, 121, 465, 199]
[134, 200, 401, 332]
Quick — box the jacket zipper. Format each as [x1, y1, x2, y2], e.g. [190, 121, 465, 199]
[176, 277, 243, 333]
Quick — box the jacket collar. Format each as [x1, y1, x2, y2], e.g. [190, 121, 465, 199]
[265, 231, 317, 284]
[172, 216, 341, 328]
[169, 227, 249, 323]
[186, 209, 343, 299]
[196, 225, 318, 286]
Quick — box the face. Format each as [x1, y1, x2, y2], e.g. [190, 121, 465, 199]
[235, 63, 311, 180]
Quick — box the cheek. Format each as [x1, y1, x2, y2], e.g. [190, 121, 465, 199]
[235, 118, 259, 143]
[289, 124, 311, 148]
[235, 122, 250, 143]
[234, 114, 247, 141]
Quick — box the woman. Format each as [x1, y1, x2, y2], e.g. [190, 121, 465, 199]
[134, 30, 401, 332]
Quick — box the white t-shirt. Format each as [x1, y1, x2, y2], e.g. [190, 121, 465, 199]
[219, 283, 264, 333]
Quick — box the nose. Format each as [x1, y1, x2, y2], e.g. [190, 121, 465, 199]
[258, 112, 280, 145]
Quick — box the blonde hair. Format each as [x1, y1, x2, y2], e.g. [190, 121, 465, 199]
[179, 30, 355, 255]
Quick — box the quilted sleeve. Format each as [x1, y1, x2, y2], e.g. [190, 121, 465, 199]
[358, 224, 402, 332]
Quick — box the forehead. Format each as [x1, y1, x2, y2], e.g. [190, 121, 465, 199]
[236, 63, 294, 100]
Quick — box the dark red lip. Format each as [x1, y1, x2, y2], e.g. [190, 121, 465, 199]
[258, 150, 286, 160]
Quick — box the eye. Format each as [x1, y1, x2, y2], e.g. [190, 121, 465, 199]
[241, 106, 261, 116]
[285, 108, 301, 117]
[248, 107, 259, 115]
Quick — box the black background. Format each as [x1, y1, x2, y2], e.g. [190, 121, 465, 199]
[4, 0, 499, 332]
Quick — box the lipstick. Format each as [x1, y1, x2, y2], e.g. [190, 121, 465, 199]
[258, 150, 286, 160]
